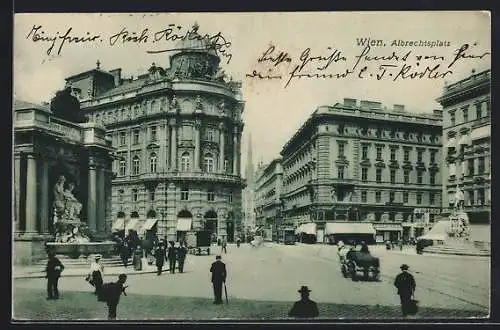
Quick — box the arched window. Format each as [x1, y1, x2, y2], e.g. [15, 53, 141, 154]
[119, 159, 126, 176]
[120, 109, 125, 121]
[118, 189, 124, 202]
[181, 152, 190, 172]
[204, 153, 214, 173]
[132, 189, 138, 202]
[132, 156, 140, 175]
[150, 152, 157, 173]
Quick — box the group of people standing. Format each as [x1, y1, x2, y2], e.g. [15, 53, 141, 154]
[153, 240, 188, 275]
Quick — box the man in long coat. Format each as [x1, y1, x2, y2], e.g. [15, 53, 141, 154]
[209, 255, 227, 304]
[167, 241, 177, 274]
[154, 244, 166, 275]
[45, 251, 65, 300]
[177, 242, 188, 273]
[394, 264, 416, 316]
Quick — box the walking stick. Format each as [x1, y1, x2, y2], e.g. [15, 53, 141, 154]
[224, 282, 228, 304]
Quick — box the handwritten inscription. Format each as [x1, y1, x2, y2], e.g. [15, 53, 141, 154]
[247, 42, 490, 88]
[26, 25, 101, 56]
[26, 23, 234, 64]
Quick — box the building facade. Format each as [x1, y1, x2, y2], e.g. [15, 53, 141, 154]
[63, 29, 245, 243]
[280, 99, 443, 243]
[254, 158, 284, 240]
[437, 69, 491, 226]
[13, 100, 114, 264]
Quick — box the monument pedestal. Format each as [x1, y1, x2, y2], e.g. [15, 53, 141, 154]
[13, 233, 53, 265]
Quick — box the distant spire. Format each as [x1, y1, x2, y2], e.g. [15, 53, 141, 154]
[245, 133, 254, 185]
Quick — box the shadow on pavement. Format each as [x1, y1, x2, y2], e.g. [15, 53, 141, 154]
[12, 287, 487, 321]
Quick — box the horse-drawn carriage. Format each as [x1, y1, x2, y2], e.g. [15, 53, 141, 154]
[339, 245, 380, 281]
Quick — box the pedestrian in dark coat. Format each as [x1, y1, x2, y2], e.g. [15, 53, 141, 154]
[120, 242, 129, 267]
[221, 239, 227, 254]
[167, 241, 177, 274]
[288, 286, 319, 318]
[236, 237, 241, 248]
[210, 255, 227, 304]
[45, 252, 64, 300]
[177, 242, 188, 273]
[154, 245, 166, 275]
[394, 264, 416, 316]
[100, 274, 128, 320]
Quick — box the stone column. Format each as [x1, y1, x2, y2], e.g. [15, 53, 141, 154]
[142, 126, 148, 173]
[14, 154, 21, 233]
[237, 131, 242, 176]
[170, 120, 178, 170]
[127, 128, 132, 177]
[232, 126, 238, 175]
[39, 159, 50, 234]
[166, 183, 177, 241]
[97, 168, 106, 234]
[219, 123, 225, 173]
[194, 119, 201, 171]
[25, 154, 38, 234]
[87, 163, 98, 233]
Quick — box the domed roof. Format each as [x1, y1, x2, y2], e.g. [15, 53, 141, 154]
[175, 23, 218, 57]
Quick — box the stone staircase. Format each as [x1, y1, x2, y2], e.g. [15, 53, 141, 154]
[423, 241, 490, 257]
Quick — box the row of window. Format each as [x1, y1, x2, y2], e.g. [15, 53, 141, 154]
[335, 125, 439, 143]
[448, 157, 487, 177]
[336, 167, 438, 185]
[338, 142, 438, 163]
[449, 100, 490, 126]
[360, 190, 438, 205]
[117, 152, 230, 175]
[112, 126, 224, 147]
[117, 188, 234, 203]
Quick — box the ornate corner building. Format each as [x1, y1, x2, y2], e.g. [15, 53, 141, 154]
[276, 99, 443, 243]
[13, 100, 114, 264]
[437, 69, 491, 224]
[63, 31, 245, 242]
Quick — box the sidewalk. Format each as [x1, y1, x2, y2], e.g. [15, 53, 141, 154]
[13, 258, 161, 279]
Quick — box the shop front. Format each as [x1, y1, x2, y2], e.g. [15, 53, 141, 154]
[373, 223, 403, 243]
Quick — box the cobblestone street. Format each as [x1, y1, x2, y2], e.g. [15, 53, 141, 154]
[13, 243, 489, 320]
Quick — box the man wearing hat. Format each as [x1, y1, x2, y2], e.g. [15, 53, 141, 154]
[288, 286, 319, 318]
[394, 264, 416, 316]
[209, 255, 227, 304]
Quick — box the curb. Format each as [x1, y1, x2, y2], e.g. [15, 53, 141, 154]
[14, 266, 168, 280]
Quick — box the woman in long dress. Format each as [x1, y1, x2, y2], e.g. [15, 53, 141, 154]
[89, 255, 104, 294]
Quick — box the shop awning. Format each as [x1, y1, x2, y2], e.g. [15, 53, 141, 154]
[325, 222, 375, 235]
[298, 222, 317, 235]
[176, 218, 192, 231]
[125, 218, 141, 232]
[458, 134, 471, 145]
[112, 218, 126, 232]
[445, 137, 456, 148]
[142, 218, 158, 231]
[417, 220, 449, 241]
[471, 125, 490, 141]
[373, 223, 402, 232]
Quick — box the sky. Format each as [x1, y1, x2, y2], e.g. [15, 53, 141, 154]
[13, 12, 491, 176]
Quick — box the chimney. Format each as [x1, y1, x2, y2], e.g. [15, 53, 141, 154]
[109, 68, 122, 87]
[393, 104, 405, 112]
[343, 98, 357, 107]
[361, 100, 382, 110]
[433, 109, 443, 118]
